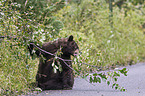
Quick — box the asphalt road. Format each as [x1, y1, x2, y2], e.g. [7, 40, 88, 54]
[32, 63, 145, 96]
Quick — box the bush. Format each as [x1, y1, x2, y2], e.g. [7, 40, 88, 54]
[0, 40, 38, 95]
[0, 0, 65, 95]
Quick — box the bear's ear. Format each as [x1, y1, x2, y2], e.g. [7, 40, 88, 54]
[68, 35, 73, 41]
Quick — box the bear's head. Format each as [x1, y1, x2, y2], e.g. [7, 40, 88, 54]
[62, 35, 79, 57]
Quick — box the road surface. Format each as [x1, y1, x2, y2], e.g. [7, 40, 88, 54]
[31, 63, 145, 96]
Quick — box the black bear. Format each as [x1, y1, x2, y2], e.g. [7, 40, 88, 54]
[28, 35, 79, 90]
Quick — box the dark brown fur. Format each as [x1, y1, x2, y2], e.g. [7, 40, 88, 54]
[34, 35, 79, 90]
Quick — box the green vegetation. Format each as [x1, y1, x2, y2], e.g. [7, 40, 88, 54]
[57, 0, 145, 69]
[0, 0, 145, 95]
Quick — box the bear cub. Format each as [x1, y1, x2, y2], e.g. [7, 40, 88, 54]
[29, 35, 79, 90]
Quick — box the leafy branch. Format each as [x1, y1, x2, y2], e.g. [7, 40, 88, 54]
[31, 43, 128, 91]
[89, 68, 128, 91]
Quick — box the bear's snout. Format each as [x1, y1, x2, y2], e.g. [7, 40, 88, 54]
[73, 49, 79, 57]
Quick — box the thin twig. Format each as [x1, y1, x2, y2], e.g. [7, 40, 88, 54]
[30, 43, 95, 86]
[24, 0, 28, 8]
[30, 43, 72, 61]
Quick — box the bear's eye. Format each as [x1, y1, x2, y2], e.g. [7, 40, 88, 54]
[71, 42, 75, 45]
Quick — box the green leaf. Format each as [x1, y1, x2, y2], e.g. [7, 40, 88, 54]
[112, 83, 116, 88]
[93, 76, 97, 83]
[97, 77, 101, 83]
[113, 72, 120, 77]
[116, 84, 119, 87]
[123, 89, 126, 91]
[79, 37, 82, 41]
[93, 73, 98, 76]
[114, 78, 118, 81]
[115, 86, 118, 90]
[90, 76, 93, 83]
[119, 68, 128, 76]
[107, 81, 110, 85]
[98, 73, 107, 80]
